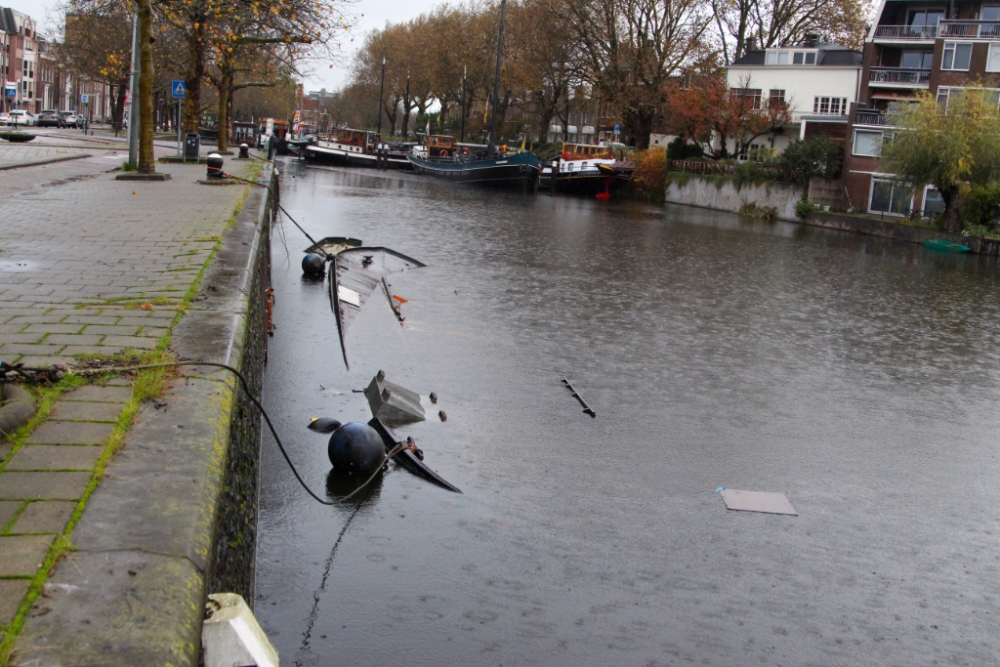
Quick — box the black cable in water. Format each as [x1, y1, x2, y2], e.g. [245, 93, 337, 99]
[224, 171, 329, 260]
[72, 361, 401, 506]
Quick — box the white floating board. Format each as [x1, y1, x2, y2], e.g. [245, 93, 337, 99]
[337, 285, 361, 306]
[720, 489, 797, 516]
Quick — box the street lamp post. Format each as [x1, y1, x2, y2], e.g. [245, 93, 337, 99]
[404, 73, 410, 140]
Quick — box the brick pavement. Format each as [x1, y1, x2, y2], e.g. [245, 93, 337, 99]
[0, 157, 257, 637]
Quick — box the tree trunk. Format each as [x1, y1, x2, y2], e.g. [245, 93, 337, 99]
[137, 0, 155, 174]
[183, 19, 205, 134]
[941, 187, 962, 232]
[217, 64, 231, 153]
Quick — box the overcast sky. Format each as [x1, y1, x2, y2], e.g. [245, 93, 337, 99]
[3, 0, 442, 91]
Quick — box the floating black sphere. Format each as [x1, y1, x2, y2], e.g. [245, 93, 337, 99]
[328, 422, 386, 474]
[302, 253, 326, 276]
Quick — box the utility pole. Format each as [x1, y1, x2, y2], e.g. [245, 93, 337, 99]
[376, 56, 385, 138]
[487, 0, 507, 158]
[460, 66, 466, 143]
[127, 12, 140, 166]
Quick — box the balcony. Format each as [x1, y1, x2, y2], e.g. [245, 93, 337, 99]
[872, 25, 938, 41]
[938, 20, 1000, 38]
[856, 110, 889, 125]
[869, 67, 931, 87]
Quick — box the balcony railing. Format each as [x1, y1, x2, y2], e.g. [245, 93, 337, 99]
[856, 110, 889, 125]
[938, 20, 1000, 38]
[869, 67, 931, 86]
[873, 24, 938, 40]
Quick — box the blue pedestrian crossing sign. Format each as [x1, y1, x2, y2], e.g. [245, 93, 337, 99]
[171, 80, 187, 99]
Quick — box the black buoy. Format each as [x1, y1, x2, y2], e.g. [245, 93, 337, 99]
[328, 422, 386, 474]
[302, 253, 325, 276]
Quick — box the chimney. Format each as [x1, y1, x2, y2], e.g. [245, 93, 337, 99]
[745, 37, 756, 54]
[804, 32, 820, 47]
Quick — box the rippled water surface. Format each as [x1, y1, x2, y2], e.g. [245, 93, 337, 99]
[256, 160, 1000, 667]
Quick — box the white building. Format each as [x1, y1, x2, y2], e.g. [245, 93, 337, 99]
[725, 35, 863, 157]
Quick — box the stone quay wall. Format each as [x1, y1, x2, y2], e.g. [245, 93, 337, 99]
[664, 173, 805, 222]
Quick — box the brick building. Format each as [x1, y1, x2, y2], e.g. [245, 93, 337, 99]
[842, 0, 1000, 216]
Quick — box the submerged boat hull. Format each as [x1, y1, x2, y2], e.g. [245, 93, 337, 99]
[407, 151, 541, 188]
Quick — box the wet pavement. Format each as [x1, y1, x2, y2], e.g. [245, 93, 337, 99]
[256, 159, 1000, 667]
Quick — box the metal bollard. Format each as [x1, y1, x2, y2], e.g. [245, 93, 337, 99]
[238, 143, 249, 159]
[206, 153, 224, 179]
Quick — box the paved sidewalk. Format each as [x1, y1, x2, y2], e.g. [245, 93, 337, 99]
[0, 157, 259, 648]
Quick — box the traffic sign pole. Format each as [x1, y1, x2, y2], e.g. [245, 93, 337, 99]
[170, 81, 187, 160]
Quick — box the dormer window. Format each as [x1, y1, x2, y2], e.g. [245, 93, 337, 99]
[766, 50, 816, 65]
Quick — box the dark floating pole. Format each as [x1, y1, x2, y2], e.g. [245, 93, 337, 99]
[561, 377, 596, 418]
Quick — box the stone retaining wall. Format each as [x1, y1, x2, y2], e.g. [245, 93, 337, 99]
[664, 173, 804, 221]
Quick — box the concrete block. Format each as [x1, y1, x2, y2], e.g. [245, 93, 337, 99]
[22, 324, 81, 334]
[80, 325, 140, 336]
[25, 422, 114, 445]
[0, 579, 30, 625]
[0, 343, 66, 356]
[6, 445, 104, 471]
[60, 386, 132, 404]
[49, 402, 123, 422]
[0, 535, 55, 575]
[44, 334, 104, 346]
[11, 501, 76, 534]
[0, 500, 23, 530]
[99, 336, 159, 350]
[202, 593, 278, 667]
[0, 472, 92, 500]
[12, 551, 204, 667]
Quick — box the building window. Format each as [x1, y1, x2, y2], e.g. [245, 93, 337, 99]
[937, 86, 1000, 112]
[769, 89, 786, 106]
[853, 129, 883, 156]
[901, 50, 934, 69]
[870, 179, 914, 216]
[982, 6, 1000, 20]
[805, 52, 816, 64]
[731, 88, 762, 109]
[765, 51, 789, 65]
[923, 186, 946, 218]
[908, 9, 944, 26]
[943, 42, 973, 71]
[793, 52, 804, 64]
[988, 43, 1000, 72]
[813, 96, 847, 115]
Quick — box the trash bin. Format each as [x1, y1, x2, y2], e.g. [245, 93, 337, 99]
[184, 133, 200, 159]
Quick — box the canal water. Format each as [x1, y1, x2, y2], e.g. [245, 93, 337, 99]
[256, 159, 1000, 667]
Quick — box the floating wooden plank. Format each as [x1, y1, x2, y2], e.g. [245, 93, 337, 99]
[720, 489, 797, 516]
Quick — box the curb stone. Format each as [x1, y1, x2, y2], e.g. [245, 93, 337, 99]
[0, 386, 36, 440]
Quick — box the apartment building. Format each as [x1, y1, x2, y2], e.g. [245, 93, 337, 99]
[725, 35, 863, 157]
[0, 6, 39, 113]
[843, 0, 1000, 216]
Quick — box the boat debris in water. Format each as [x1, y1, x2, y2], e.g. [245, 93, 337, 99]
[300, 237, 425, 369]
[364, 370, 426, 425]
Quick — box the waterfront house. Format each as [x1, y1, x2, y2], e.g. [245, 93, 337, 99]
[842, 0, 1000, 217]
[725, 34, 863, 158]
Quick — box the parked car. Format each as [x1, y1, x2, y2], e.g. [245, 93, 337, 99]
[7, 110, 35, 126]
[0, 112, 8, 126]
[58, 111, 78, 127]
[36, 110, 63, 127]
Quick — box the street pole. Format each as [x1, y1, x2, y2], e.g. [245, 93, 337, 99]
[127, 11, 140, 166]
[460, 66, 466, 143]
[376, 57, 385, 138]
[177, 99, 182, 157]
